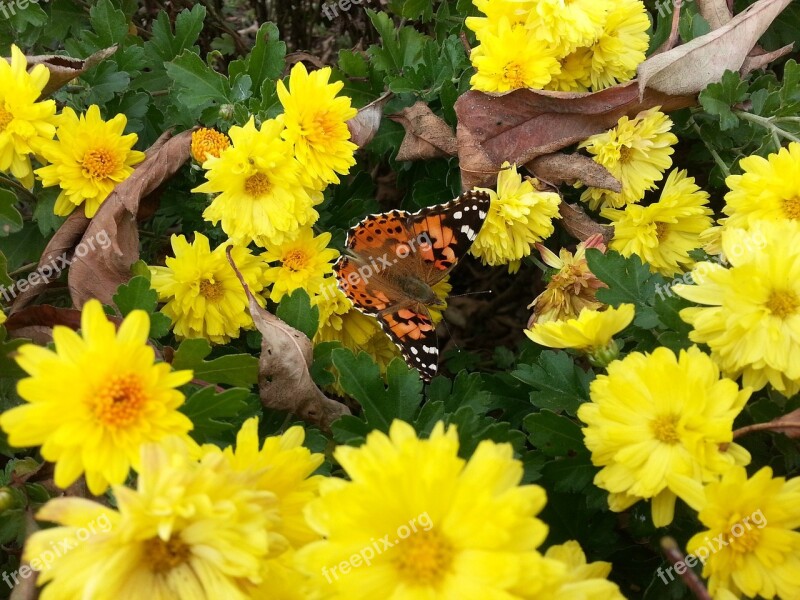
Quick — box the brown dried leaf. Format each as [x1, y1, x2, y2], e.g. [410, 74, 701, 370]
[768, 409, 800, 438]
[455, 82, 695, 190]
[697, 0, 733, 29]
[637, 0, 793, 97]
[389, 101, 458, 161]
[559, 202, 613, 244]
[25, 46, 118, 97]
[69, 129, 195, 308]
[347, 92, 392, 148]
[226, 249, 350, 431]
[741, 43, 796, 76]
[5, 305, 124, 345]
[526, 153, 621, 192]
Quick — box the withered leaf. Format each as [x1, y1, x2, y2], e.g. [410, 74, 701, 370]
[697, 0, 733, 29]
[226, 249, 350, 431]
[558, 202, 613, 244]
[741, 43, 796, 77]
[526, 153, 621, 192]
[347, 92, 392, 148]
[25, 46, 118, 97]
[389, 101, 458, 161]
[5, 305, 124, 346]
[69, 129, 195, 308]
[736, 409, 800, 439]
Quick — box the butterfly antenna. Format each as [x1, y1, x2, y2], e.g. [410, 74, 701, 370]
[447, 290, 493, 300]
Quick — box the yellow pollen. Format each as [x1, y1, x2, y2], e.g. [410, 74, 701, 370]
[144, 536, 191, 574]
[723, 515, 762, 554]
[244, 172, 271, 197]
[0, 104, 13, 131]
[81, 148, 119, 179]
[91, 374, 147, 427]
[782, 197, 800, 220]
[393, 529, 454, 585]
[283, 249, 308, 272]
[651, 414, 680, 444]
[502, 62, 525, 88]
[655, 222, 669, 242]
[190, 128, 230, 162]
[199, 279, 225, 302]
[766, 290, 799, 319]
[618, 145, 632, 163]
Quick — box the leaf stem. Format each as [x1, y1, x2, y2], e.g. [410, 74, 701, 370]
[735, 111, 800, 144]
[689, 116, 731, 179]
[0, 175, 37, 205]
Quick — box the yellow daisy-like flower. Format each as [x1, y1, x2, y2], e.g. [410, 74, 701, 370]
[195, 117, 320, 248]
[547, 48, 593, 92]
[24, 436, 278, 599]
[465, 0, 532, 39]
[0, 300, 193, 495]
[471, 163, 561, 270]
[297, 420, 566, 598]
[0, 45, 57, 189]
[674, 220, 800, 396]
[470, 19, 562, 93]
[580, 107, 678, 210]
[532, 541, 626, 600]
[35, 105, 145, 218]
[191, 127, 230, 163]
[527, 0, 609, 55]
[601, 169, 714, 277]
[670, 466, 800, 600]
[585, 0, 650, 90]
[149, 232, 269, 344]
[278, 62, 358, 188]
[577, 346, 751, 527]
[723, 141, 800, 228]
[262, 227, 340, 303]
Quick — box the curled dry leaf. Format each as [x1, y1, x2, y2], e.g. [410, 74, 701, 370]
[226, 248, 350, 431]
[389, 101, 458, 161]
[696, 0, 733, 29]
[735, 408, 800, 439]
[741, 43, 796, 77]
[69, 129, 195, 308]
[347, 91, 393, 148]
[558, 202, 613, 244]
[25, 46, 118, 97]
[526, 153, 622, 192]
[455, 82, 695, 190]
[637, 0, 793, 98]
[4, 305, 86, 345]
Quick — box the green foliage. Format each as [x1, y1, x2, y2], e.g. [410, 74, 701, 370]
[180, 386, 259, 445]
[112, 276, 172, 339]
[171, 338, 258, 388]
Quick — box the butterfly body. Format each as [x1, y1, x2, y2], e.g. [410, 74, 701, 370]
[334, 190, 491, 380]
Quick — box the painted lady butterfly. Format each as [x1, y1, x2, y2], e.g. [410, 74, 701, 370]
[334, 190, 491, 380]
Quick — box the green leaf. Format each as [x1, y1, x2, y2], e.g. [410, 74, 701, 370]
[276, 289, 319, 340]
[83, 61, 131, 105]
[228, 22, 286, 91]
[85, 0, 129, 49]
[512, 351, 593, 416]
[366, 9, 426, 77]
[172, 338, 258, 387]
[165, 50, 232, 114]
[699, 70, 749, 131]
[145, 5, 206, 62]
[180, 386, 254, 443]
[388, 0, 433, 20]
[112, 276, 171, 338]
[0, 327, 27, 380]
[0, 252, 11, 288]
[0, 190, 23, 237]
[523, 409, 587, 458]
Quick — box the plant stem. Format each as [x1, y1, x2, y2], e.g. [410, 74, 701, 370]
[735, 111, 800, 144]
[0, 175, 37, 204]
[689, 116, 731, 179]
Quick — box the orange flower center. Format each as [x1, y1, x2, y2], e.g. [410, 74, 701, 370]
[781, 196, 800, 220]
[655, 222, 669, 242]
[244, 172, 271, 197]
[190, 128, 230, 162]
[393, 529, 454, 585]
[283, 249, 308, 272]
[82, 148, 119, 180]
[766, 290, 799, 319]
[91, 373, 147, 427]
[502, 62, 525, 88]
[0, 103, 13, 131]
[144, 536, 191, 573]
[651, 414, 680, 444]
[199, 279, 225, 302]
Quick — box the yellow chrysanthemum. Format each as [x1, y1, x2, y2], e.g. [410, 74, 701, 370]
[584, 0, 650, 90]
[577, 346, 751, 527]
[0, 307, 5, 327]
[191, 127, 230, 163]
[547, 48, 593, 92]
[601, 169, 713, 277]
[526, 0, 609, 55]
[465, 0, 532, 39]
[669, 466, 800, 600]
[195, 117, 320, 247]
[471, 163, 561, 270]
[149, 232, 269, 344]
[296, 420, 566, 598]
[528, 234, 607, 325]
[0, 45, 57, 189]
[674, 221, 800, 396]
[470, 19, 561, 93]
[532, 541, 627, 600]
[35, 105, 145, 218]
[278, 63, 358, 188]
[24, 437, 278, 599]
[580, 108, 678, 210]
[262, 228, 340, 303]
[723, 142, 800, 228]
[0, 300, 193, 495]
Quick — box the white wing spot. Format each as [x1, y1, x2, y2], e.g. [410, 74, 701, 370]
[423, 345, 437, 354]
[410, 347, 419, 355]
[461, 224, 476, 240]
[453, 211, 462, 219]
[479, 210, 487, 219]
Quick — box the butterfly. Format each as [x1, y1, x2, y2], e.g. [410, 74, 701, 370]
[334, 190, 491, 380]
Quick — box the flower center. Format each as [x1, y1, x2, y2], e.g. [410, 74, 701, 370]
[655, 222, 669, 241]
[283, 249, 309, 272]
[144, 536, 191, 574]
[765, 290, 799, 319]
[244, 172, 271, 197]
[199, 279, 225, 302]
[724, 515, 762, 554]
[393, 529, 454, 585]
[651, 414, 680, 444]
[0, 103, 13, 131]
[618, 144, 633, 164]
[91, 374, 147, 427]
[781, 196, 800, 220]
[81, 148, 119, 179]
[502, 62, 525, 87]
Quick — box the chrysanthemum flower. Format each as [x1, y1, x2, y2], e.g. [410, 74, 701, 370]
[195, 117, 320, 247]
[674, 221, 800, 396]
[670, 466, 800, 600]
[471, 163, 561, 270]
[191, 127, 230, 163]
[577, 346, 751, 527]
[547, 48, 593, 92]
[0, 45, 57, 188]
[466, 0, 532, 39]
[35, 105, 145, 217]
[580, 108, 678, 210]
[470, 19, 561, 92]
[297, 420, 564, 598]
[24, 437, 278, 599]
[278, 63, 358, 188]
[528, 234, 607, 325]
[527, 0, 609, 55]
[601, 169, 713, 277]
[723, 142, 800, 228]
[530, 541, 626, 599]
[0, 300, 193, 495]
[262, 228, 340, 302]
[149, 232, 269, 344]
[584, 0, 649, 90]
